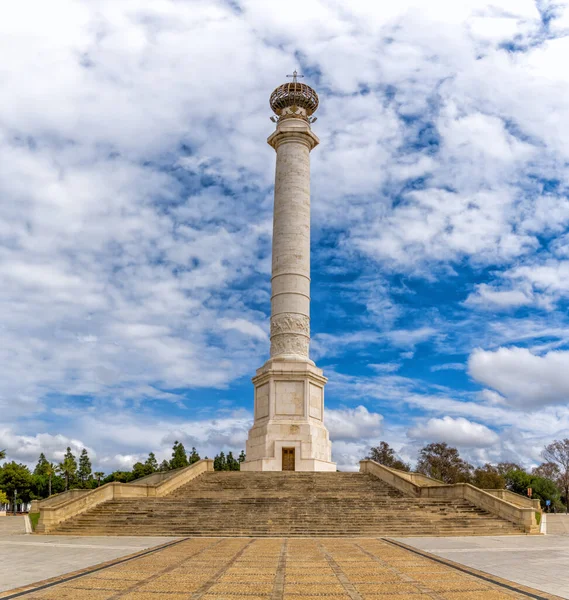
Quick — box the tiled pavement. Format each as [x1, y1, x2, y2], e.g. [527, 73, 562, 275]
[1, 537, 564, 600]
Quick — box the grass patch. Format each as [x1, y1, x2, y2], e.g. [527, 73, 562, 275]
[29, 512, 40, 531]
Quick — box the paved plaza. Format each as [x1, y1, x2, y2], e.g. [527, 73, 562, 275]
[0, 517, 176, 594]
[546, 514, 569, 536]
[1, 536, 564, 600]
[398, 535, 569, 599]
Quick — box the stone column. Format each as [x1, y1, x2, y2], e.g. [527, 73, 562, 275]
[268, 119, 319, 361]
[241, 77, 335, 472]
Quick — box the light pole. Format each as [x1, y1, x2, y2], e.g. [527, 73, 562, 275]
[13, 488, 17, 515]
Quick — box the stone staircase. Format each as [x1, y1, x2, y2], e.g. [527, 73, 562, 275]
[53, 472, 523, 536]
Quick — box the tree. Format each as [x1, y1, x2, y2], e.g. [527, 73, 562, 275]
[94, 472, 105, 487]
[366, 442, 410, 471]
[214, 452, 227, 471]
[170, 441, 189, 470]
[504, 469, 531, 495]
[416, 443, 472, 484]
[226, 452, 240, 471]
[131, 462, 148, 480]
[0, 462, 33, 503]
[504, 468, 561, 509]
[543, 439, 569, 513]
[238, 450, 246, 464]
[102, 471, 135, 484]
[496, 462, 523, 476]
[188, 447, 200, 465]
[57, 447, 78, 491]
[78, 449, 92, 487]
[159, 459, 170, 472]
[145, 452, 159, 473]
[0, 449, 5, 461]
[531, 476, 561, 509]
[34, 453, 50, 477]
[472, 464, 505, 490]
[0, 490, 8, 505]
[46, 463, 56, 497]
[532, 462, 561, 481]
[31, 453, 54, 499]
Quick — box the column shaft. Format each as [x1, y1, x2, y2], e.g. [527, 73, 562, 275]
[268, 126, 316, 359]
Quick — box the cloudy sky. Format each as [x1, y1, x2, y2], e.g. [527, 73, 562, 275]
[2, 0, 569, 472]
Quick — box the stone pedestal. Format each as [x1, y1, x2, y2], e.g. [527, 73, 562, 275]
[241, 359, 335, 472]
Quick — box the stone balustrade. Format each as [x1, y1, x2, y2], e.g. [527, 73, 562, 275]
[360, 460, 540, 534]
[35, 459, 213, 533]
[483, 488, 541, 511]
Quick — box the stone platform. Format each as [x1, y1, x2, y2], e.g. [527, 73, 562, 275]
[2, 537, 564, 600]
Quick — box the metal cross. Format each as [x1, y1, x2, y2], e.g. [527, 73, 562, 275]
[287, 70, 304, 83]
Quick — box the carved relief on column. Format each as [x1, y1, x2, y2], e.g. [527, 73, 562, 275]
[270, 313, 310, 357]
[270, 334, 309, 357]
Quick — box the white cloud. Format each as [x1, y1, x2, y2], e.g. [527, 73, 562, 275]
[369, 362, 401, 373]
[2, 0, 569, 469]
[387, 327, 438, 348]
[469, 346, 569, 408]
[0, 429, 93, 465]
[478, 389, 508, 406]
[325, 406, 383, 441]
[408, 416, 499, 448]
[430, 363, 466, 372]
[464, 284, 533, 310]
[219, 319, 268, 341]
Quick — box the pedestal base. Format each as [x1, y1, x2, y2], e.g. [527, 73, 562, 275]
[242, 358, 336, 472]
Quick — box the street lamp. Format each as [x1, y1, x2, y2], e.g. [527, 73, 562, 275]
[13, 488, 17, 515]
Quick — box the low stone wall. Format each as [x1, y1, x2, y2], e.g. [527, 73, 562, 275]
[360, 460, 539, 534]
[360, 460, 422, 497]
[483, 488, 541, 511]
[127, 470, 178, 486]
[422, 483, 538, 533]
[30, 489, 91, 513]
[36, 459, 214, 533]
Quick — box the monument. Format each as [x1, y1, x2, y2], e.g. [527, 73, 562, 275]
[242, 73, 336, 472]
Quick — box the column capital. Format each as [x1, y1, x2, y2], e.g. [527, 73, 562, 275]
[267, 119, 319, 151]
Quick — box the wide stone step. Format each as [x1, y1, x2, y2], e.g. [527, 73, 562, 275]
[49, 472, 525, 536]
[54, 528, 521, 537]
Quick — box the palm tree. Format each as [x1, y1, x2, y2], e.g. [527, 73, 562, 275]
[45, 463, 56, 497]
[57, 456, 77, 491]
[94, 472, 104, 487]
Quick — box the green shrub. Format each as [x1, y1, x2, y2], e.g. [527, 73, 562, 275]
[29, 512, 40, 531]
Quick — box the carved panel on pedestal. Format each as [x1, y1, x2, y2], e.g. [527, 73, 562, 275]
[309, 383, 323, 420]
[275, 381, 304, 416]
[255, 383, 269, 419]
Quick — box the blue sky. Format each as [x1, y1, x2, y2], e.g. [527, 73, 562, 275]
[2, 0, 569, 472]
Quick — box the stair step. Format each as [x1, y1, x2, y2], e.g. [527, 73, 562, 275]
[50, 472, 524, 537]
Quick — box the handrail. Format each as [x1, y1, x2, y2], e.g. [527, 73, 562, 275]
[36, 459, 214, 533]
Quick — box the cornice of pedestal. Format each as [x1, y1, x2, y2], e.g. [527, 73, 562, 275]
[267, 118, 320, 151]
[252, 356, 327, 386]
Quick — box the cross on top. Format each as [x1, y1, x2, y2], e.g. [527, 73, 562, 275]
[287, 70, 304, 84]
